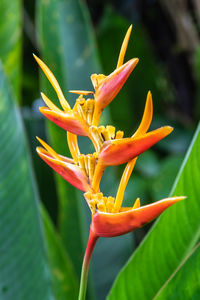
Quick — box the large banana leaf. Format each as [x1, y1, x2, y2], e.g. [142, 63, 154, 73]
[155, 243, 200, 299]
[108, 123, 200, 299]
[41, 206, 78, 300]
[0, 0, 22, 102]
[0, 63, 53, 299]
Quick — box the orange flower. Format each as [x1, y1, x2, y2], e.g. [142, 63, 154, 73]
[33, 55, 90, 136]
[35, 25, 185, 300]
[33, 26, 138, 138]
[90, 196, 184, 237]
[35, 25, 183, 228]
[91, 91, 173, 192]
[36, 137, 92, 192]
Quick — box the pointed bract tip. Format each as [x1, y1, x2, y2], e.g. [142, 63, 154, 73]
[147, 90, 152, 97]
[134, 57, 139, 63]
[126, 24, 133, 38]
[36, 146, 40, 153]
[36, 136, 42, 143]
[164, 125, 174, 134]
[117, 25, 134, 69]
[172, 196, 186, 201]
[133, 198, 140, 209]
[94, 57, 139, 113]
[33, 53, 39, 61]
[129, 57, 139, 66]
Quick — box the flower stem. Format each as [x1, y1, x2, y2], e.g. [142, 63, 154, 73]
[78, 229, 98, 300]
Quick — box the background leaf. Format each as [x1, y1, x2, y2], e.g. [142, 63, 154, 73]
[108, 123, 200, 300]
[97, 7, 174, 135]
[155, 243, 200, 299]
[0, 63, 53, 299]
[41, 205, 78, 300]
[0, 0, 22, 102]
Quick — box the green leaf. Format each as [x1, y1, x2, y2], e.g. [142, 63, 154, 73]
[155, 243, 200, 299]
[151, 155, 183, 200]
[136, 150, 160, 178]
[0, 63, 53, 299]
[0, 0, 22, 102]
[108, 123, 200, 299]
[92, 234, 133, 300]
[41, 205, 78, 300]
[194, 46, 200, 121]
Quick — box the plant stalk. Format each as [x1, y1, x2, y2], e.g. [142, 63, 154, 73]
[78, 228, 98, 300]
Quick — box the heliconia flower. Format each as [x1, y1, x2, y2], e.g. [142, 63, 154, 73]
[34, 25, 186, 300]
[72, 25, 138, 126]
[36, 137, 92, 192]
[99, 91, 172, 166]
[81, 172, 185, 299]
[33, 55, 90, 136]
[34, 25, 139, 137]
[99, 126, 173, 166]
[91, 91, 173, 192]
[90, 57, 139, 126]
[89, 196, 185, 237]
[40, 95, 90, 136]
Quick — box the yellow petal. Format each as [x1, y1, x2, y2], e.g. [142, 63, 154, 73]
[67, 132, 80, 163]
[33, 54, 70, 111]
[91, 160, 106, 193]
[36, 137, 60, 160]
[133, 91, 153, 137]
[113, 157, 137, 212]
[117, 25, 132, 68]
[133, 198, 140, 209]
[91, 74, 107, 90]
[69, 90, 94, 95]
[41, 92, 62, 113]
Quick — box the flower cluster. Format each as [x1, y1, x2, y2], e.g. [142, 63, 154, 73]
[35, 25, 184, 239]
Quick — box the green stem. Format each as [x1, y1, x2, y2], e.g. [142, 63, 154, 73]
[78, 228, 98, 300]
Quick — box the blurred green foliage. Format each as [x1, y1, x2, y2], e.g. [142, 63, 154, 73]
[0, 0, 22, 102]
[0, 0, 200, 299]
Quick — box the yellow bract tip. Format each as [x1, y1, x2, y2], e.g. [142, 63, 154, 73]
[69, 90, 94, 95]
[36, 136, 60, 160]
[133, 91, 153, 138]
[41, 92, 62, 113]
[133, 198, 140, 209]
[33, 54, 70, 111]
[117, 25, 133, 69]
[173, 196, 187, 201]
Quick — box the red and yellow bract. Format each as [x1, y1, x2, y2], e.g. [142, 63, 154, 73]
[35, 25, 185, 300]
